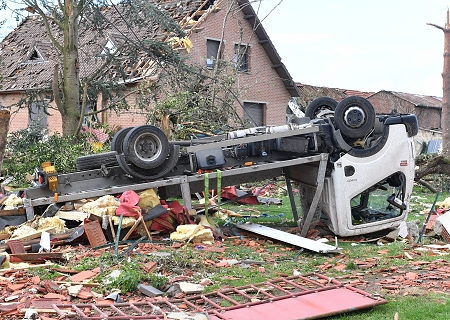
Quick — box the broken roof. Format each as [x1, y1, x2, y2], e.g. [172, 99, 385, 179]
[296, 82, 374, 105]
[0, 0, 299, 97]
[378, 90, 442, 109]
[296, 83, 443, 109]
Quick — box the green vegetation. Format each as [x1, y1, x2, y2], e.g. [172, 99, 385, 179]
[28, 267, 60, 280]
[2, 124, 112, 187]
[67, 252, 168, 293]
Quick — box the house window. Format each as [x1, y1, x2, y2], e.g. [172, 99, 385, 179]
[206, 39, 221, 68]
[28, 103, 48, 128]
[243, 102, 264, 126]
[234, 44, 249, 72]
[82, 101, 99, 127]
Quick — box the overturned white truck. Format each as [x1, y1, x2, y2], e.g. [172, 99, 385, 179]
[24, 96, 417, 239]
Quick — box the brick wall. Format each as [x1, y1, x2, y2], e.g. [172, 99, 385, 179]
[414, 106, 441, 129]
[367, 91, 415, 114]
[187, 1, 292, 126]
[0, 92, 63, 134]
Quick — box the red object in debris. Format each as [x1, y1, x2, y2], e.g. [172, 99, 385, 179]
[425, 213, 439, 232]
[32, 298, 62, 309]
[442, 226, 450, 243]
[84, 220, 107, 247]
[221, 186, 258, 205]
[8, 239, 26, 254]
[116, 190, 141, 219]
[70, 270, 98, 283]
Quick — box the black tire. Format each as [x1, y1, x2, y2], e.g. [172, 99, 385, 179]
[334, 96, 375, 139]
[305, 97, 337, 119]
[332, 120, 390, 158]
[76, 151, 119, 170]
[111, 127, 133, 153]
[123, 125, 170, 170]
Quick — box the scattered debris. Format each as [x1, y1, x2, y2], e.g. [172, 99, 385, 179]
[137, 284, 164, 297]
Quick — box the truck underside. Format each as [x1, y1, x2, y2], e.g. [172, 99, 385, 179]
[23, 96, 418, 238]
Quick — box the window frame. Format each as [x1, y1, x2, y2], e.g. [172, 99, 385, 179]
[234, 43, 249, 72]
[28, 102, 48, 128]
[206, 38, 222, 68]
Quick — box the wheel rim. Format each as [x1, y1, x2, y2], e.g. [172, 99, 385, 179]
[343, 106, 365, 128]
[134, 132, 164, 163]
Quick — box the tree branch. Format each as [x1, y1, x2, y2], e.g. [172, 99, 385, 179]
[24, 1, 63, 51]
[427, 22, 445, 31]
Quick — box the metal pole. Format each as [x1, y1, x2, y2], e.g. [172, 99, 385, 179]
[417, 190, 440, 243]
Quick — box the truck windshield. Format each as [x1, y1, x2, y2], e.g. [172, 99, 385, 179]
[350, 172, 406, 225]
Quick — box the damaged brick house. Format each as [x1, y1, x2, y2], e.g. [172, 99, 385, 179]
[296, 83, 442, 131]
[0, 0, 299, 135]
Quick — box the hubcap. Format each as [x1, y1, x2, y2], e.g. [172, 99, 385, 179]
[344, 106, 365, 128]
[135, 133, 162, 161]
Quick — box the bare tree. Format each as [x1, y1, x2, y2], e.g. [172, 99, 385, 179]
[428, 10, 450, 156]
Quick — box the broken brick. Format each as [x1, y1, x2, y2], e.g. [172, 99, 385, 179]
[42, 280, 61, 293]
[43, 292, 67, 300]
[78, 288, 94, 300]
[215, 261, 230, 267]
[30, 276, 40, 285]
[8, 283, 25, 291]
[84, 220, 107, 247]
[142, 261, 157, 273]
[70, 270, 97, 282]
[32, 298, 62, 309]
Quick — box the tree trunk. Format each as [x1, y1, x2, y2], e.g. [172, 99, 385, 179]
[442, 26, 450, 155]
[0, 110, 11, 172]
[61, 0, 81, 136]
[428, 10, 450, 156]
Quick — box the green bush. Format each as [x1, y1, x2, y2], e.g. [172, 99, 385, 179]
[2, 124, 111, 188]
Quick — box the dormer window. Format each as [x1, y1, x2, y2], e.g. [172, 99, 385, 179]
[101, 38, 118, 55]
[23, 46, 46, 64]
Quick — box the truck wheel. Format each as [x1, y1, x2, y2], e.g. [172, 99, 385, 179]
[305, 97, 337, 119]
[123, 125, 170, 170]
[116, 144, 180, 180]
[111, 127, 132, 154]
[76, 151, 119, 170]
[334, 96, 375, 139]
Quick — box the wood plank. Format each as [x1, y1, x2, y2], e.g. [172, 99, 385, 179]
[0, 208, 26, 217]
[6, 227, 56, 243]
[9, 252, 63, 262]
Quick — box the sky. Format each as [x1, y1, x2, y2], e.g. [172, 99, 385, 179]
[253, 0, 449, 97]
[0, 0, 449, 97]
